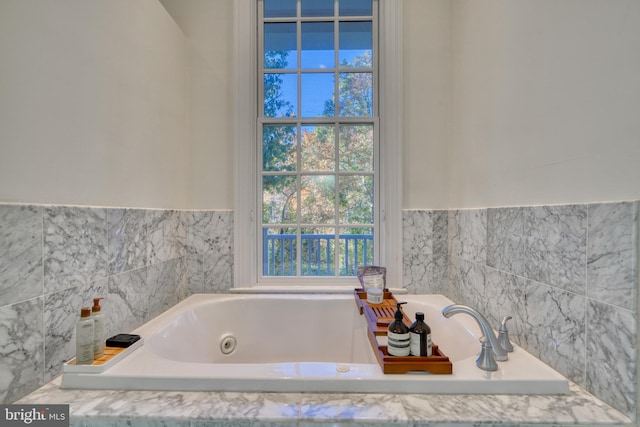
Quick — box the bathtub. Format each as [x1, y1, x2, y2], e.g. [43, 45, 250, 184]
[61, 293, 570, 394]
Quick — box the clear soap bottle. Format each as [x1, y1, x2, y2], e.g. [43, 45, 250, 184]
[75, 307, 94, 365]
[387, 302, 410, 356]
[91, 297, 105, 359]
[410, 312, 432, 356]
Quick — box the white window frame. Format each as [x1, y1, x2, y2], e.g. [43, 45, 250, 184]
[234, 0, 402, 289]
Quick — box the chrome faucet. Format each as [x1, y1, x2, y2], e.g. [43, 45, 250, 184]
[497, 315, 514, 352]
[441, 304, 508, 363]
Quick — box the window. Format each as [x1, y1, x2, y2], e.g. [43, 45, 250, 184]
[234, 0, 401, 288]
[259, 0, 377, 280]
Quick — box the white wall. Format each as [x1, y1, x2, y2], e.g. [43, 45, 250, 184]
[2, 0, 638, 211]
[448, 0, 640, 209]
[160, 0, 234, 209]
[402, 0, 451, 210]
[0, 0, 190, 209]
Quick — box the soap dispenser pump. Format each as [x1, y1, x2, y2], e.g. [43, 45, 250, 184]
[387, 302, 410, 356]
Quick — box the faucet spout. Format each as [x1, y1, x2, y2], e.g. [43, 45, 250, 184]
[442, 304, 508, 361]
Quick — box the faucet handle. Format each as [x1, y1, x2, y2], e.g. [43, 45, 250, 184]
[476, 336, 498, 371]
[498, 315, 514, 352]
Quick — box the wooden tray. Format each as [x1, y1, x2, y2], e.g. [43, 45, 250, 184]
[63, 339, 143, 373]
[354, 289, 453, 374]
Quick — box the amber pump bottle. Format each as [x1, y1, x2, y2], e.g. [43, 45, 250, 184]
[387, 302, 410, 356]
[410, 312, 432, 356]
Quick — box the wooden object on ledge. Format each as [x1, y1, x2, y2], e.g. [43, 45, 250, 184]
[354, 289, 453, 374]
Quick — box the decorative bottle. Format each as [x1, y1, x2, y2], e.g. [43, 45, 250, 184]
[387, 302, 410, 356]
[410, 312, 432, 356]
[75, 307, 94, 365]
[91, 297, 105, 359]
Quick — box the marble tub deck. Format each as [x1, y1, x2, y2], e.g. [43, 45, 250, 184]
[18, 377, 630, 427]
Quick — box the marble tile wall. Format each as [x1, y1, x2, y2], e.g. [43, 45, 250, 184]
[403, 202, 638, 417]
[2, 201, 636, 419]
[0, 205, 233, 404]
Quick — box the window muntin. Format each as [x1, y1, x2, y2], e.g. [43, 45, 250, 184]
[259, 0, 377, 281]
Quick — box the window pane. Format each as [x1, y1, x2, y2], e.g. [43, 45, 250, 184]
[263, 125, 297, 172]
[264, 73, 297, 118]
[301, 125, 335, 171]
[301, 0, 333, 17]
[263, 227, 297, 276]
[301, 22, 334, 69]
[339, 0, 372, 16]
[264, 23, 297, 69]
[300, 175, 335, 224]
[338, 228, 374, 276]
[263, 175, 297, 223]
[301, 73, 334, 117]
[339, 22, 372, 68]
[339, 175, 373, 224]
[301, 227, 335, 275]
[339, 124, 373, 171]
[338, 72, 372, 117]
[264, 0, 296, 18]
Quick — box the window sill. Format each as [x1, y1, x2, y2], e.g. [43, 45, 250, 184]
[230, 285, 407, 295]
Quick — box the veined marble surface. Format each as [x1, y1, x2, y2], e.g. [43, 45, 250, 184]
[17, 377, 630, 427]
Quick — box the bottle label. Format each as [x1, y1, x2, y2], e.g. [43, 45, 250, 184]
[410, 332, 432, 356]
[387, 331, 410, 356]
[93, 317, 104, 357]
[76, 321, 94, 364]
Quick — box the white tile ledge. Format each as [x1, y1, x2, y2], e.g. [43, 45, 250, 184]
[230, 285, 408, 294]
[17, 377, 630, 426]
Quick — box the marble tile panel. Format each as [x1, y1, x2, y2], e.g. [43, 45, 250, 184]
[401, 382, 628, 424]
[447, 256, 486, 311]
[107, 268, 149, 336]
[71, 390, 209, 420]
[523, 205, 587, 295]
[175, 257, 190, 302]
[403, 210, 434, 256]
[108, 208, 147, 275]
[43, 206, 108, 294]
[299, 393, 407, 425]
[0, 297, 44, 404]
[203, 252, 234, 293]
[193, 422, 296, 427]
[521, 282, 586, 385]
[430, 253, 449, 296]
[44, 278, 107, 382]
[187, 211, 233, 256]
[487, 207, 526, 277]
[587, 202, 637, 310]
[147, 210, 186, 266]
[81, 420, 189, 427]
[586, 300, 636, 416]
[16, 377, 631, 426]
[191, 392, 300, 424]
[147, 259, 182, 319]
[186, 254, 205, 294]
[403, 211, 447, 295]
[403, 254, 448, 295]
[0, 205, 43, 307]
[431, 210, 448, 255]
[300, 423, 406, 427]
[483, 268, 526, 345]
[448, 209, 487, 264]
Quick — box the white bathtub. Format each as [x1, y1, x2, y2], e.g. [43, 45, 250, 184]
[61, 293, 570, 394]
